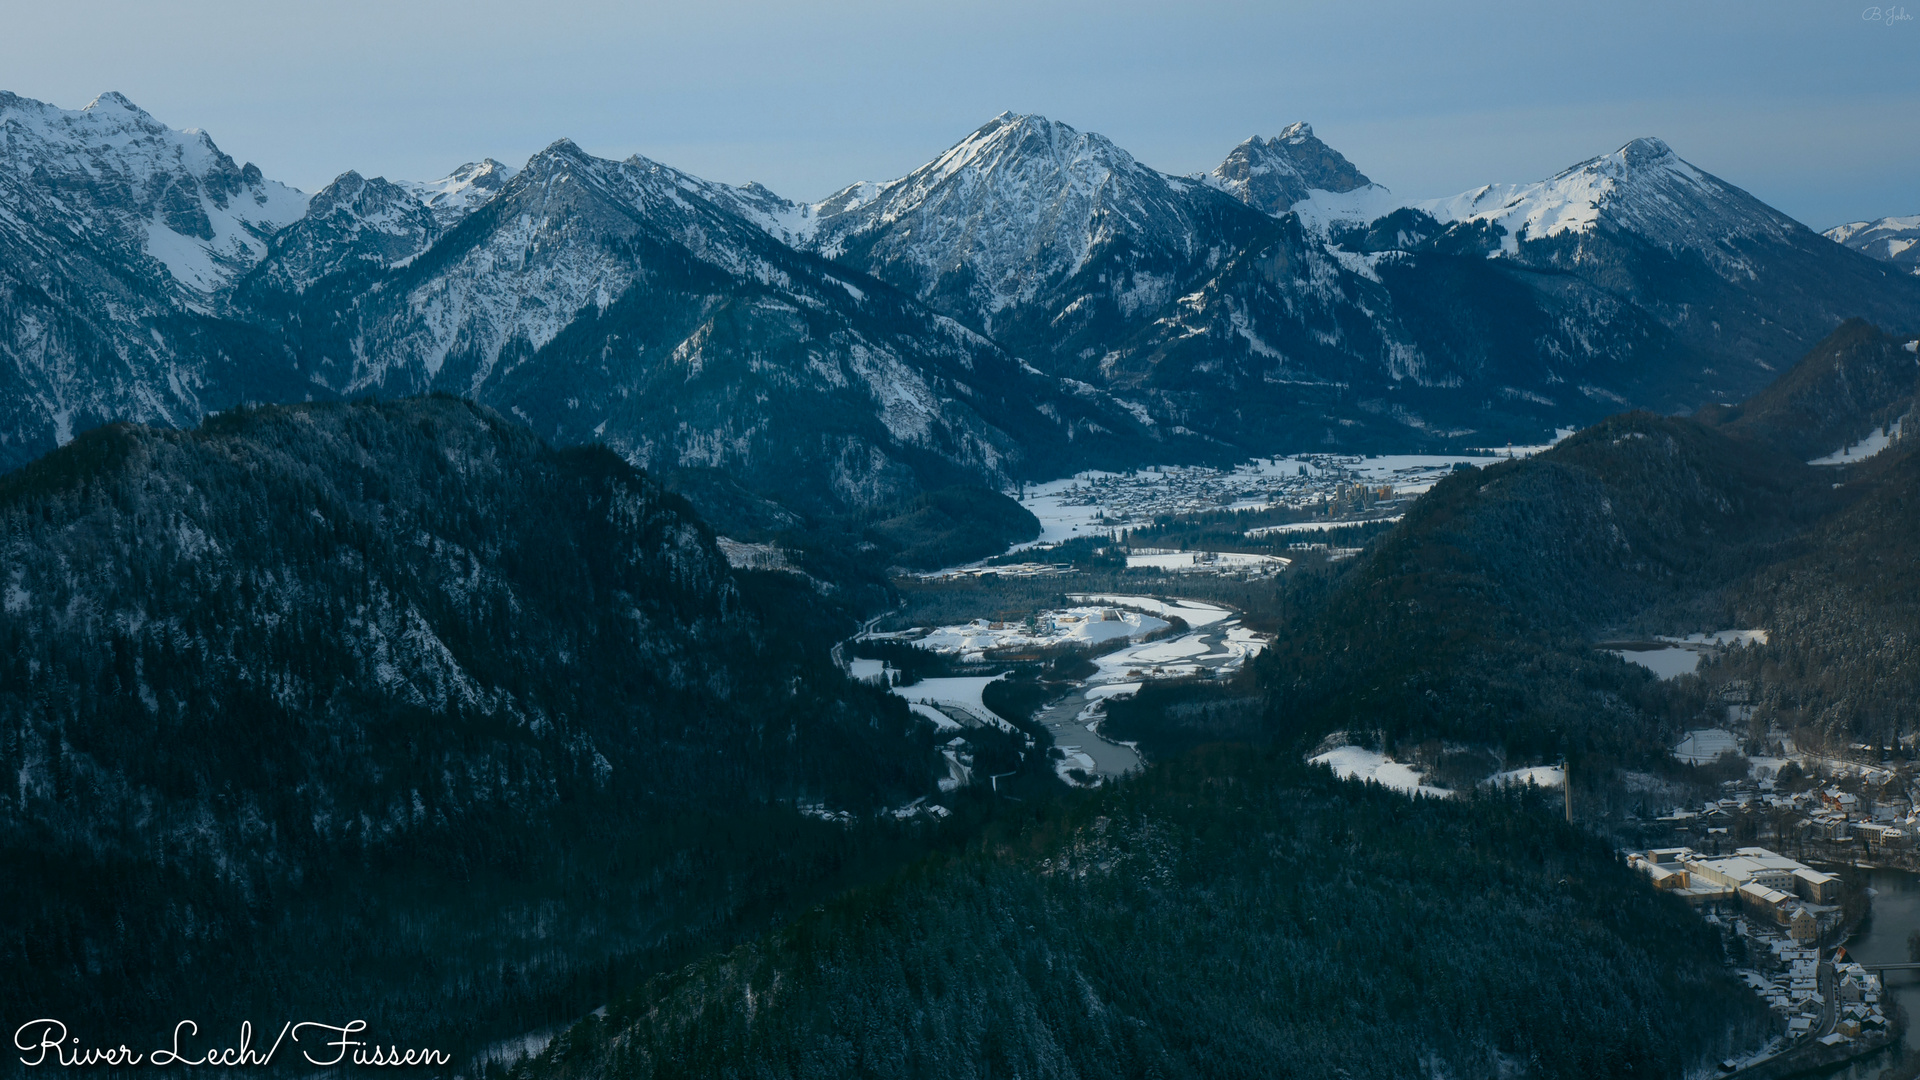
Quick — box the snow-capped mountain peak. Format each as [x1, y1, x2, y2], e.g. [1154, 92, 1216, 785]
[800, 111, 1238, 332]
[1417, 135, 1799, 274]
[1826, 214, 1920, 275]
[869, 112, 1158, 224]
[0, 90, 308, 304]
[1206, 121, 1375, 215]
[402, 158, 517, 228]
[253, 169, 440, 291]
[83, 89, 150, 119]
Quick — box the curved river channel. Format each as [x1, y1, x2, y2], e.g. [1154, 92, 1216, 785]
[1802, 868, 1920, 1078]
[869, 594, 1267, 785]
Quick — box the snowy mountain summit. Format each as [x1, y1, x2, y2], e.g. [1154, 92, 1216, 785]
[1206, 122, 1374, 214]
[1827, 215, 1920, 275]
[253, 170, 441, 292]
[0, 90, 309, 303]
[802, 112, 1229, 334]
[1, 88, 1917, 514]
[1418, 137, 1800, 278]
[402, 159, 518, 228]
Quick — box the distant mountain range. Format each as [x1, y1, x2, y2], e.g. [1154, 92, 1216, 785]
[1827, 214, 1920, 276]
[2, 90, 1915, 520]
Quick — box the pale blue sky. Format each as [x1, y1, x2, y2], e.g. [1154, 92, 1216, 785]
[5, 0, 1915, 228]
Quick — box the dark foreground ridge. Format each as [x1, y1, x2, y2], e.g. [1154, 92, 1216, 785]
[525, 750, 1764, 1080]
[0, 396, 949, 1062]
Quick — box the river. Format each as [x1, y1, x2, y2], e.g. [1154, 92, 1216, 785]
[1028, 595, 1262, 782]
[1806, 867, 1920, 1078]
[869, 593, 1264, 784]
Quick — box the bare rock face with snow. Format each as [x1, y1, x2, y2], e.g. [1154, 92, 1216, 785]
[0, 91, 310, 458]
[1828, 215, 1920, 276]
[255, 137, 1173, 514]
[249, 170, 441, 292]
[401, 158, 518, 228]
[1416, 137, 1799, 274]
[0, 90, 310, 303]
[1206, 122, 1374, 215]
[800, 113, 1265, 343]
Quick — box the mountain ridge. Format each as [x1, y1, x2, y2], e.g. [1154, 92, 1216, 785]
[2, 89, 1917, 524]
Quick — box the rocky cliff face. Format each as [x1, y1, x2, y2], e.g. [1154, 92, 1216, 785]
[1205, 121, 1375, 214]
[0, 91, 310, 464]
[793, 113, 1279, 381]
[246, 169, 442, 292]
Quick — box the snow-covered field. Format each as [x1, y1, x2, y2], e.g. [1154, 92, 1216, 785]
[1124, 550, 1288, 573]
[1809, 417, 1903, 466]
[894, 675, 1004, 715]
[1489, 765, 1566, 789]
[1661, 630, 1769, 647]
[1309, 746, 1452, 798]
[906, 606, 1168, 660]
[892, 675, 1016, 733]
[1070, 594, 1233, 627]
[1673, 728, 1741, 765]
[1611, 646, 1701, 679]
[1308, 745, 1568, 799]
[1246, 516, 1402, 538]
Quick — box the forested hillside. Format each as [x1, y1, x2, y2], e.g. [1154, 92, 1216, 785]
[1700, 318, 1918, 461]
[0, 397, 951, 1061]
[1715, 443, 1920, 746]
[524, 751, 1764, 1080]
[1240, 412, 1824, 759]
[1115, 320, 1920, 772]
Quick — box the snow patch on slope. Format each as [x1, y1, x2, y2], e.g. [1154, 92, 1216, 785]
[0, 91, 309, 301]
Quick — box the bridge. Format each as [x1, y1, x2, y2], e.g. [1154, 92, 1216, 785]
[1860, 962, 1920, 973]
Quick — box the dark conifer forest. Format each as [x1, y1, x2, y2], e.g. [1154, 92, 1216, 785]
[523, 753, 1765, 1080]
[0, 397, 953, 1062]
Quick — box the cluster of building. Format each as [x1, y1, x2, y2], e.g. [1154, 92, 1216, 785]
[1632, 847, 1897, 1049]
[1658, 779, 1914, 852]
[1738, 948, 1890, 1045]
[1628, 847, 1842, 936]
[1016, 455, 1481, 537]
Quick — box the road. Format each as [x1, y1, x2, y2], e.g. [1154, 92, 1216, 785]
[831, 608, 894, 674]
[1818, 959, 1836, 1038]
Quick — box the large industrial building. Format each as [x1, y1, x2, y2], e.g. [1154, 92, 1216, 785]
[1628, 847, 1842, 939]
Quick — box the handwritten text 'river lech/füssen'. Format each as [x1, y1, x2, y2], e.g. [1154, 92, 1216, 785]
[14, 1019, 452, 1067]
